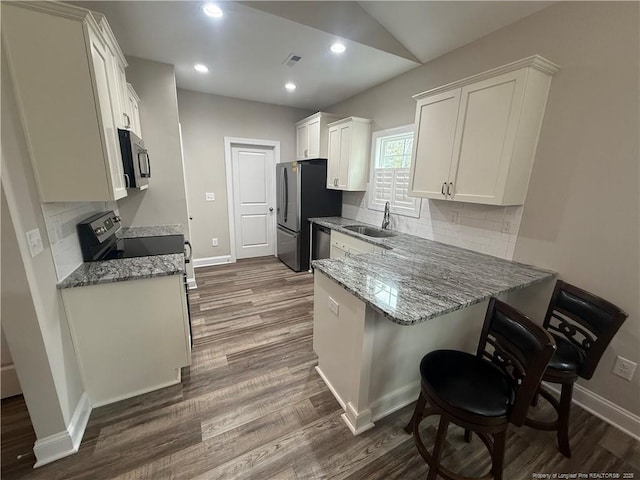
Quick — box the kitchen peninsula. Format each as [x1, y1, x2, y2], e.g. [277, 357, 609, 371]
[310, 217, 555, 435]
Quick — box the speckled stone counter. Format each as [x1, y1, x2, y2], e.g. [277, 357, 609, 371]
[58, 225, 186, 289]
[57, 254, 185, 289]
[309, 216, 555, 326]
[119, 225, 184, 238]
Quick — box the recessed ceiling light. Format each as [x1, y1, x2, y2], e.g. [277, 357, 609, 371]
[285, 82, 296, 92]
[194, 63, 209, 73]
[330, 43, 346, 54]
[202, 3, 223, 18]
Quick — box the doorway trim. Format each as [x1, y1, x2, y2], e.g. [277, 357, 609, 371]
[224, 137, 281, 263]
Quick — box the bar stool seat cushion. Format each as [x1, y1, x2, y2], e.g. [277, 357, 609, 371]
[420, 350, 515, 418]
[548, 334, 585, 372]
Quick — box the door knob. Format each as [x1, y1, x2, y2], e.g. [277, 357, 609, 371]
[269, 207, 274, 212]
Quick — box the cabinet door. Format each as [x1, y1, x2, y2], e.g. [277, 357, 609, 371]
[88, 30, 127, 200]
[409, 90, 461, 199]
[307, 117, 321, 158]
[296, 123, 308, 159]
[102, 38, 126, 131]
[327, 126, 341, 188]
[449, 70, 525, 203]
[330, 241, 348, 259]
[127, 85, 142, 137]
[336, 124, 352, 189]
[116, 62, 129, 129]
[131, 98, 141, 137]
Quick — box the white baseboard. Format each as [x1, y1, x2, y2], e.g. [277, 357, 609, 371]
[315, 366, 346, 410]
[544, 382, 640, 441]
[33, 392, 91, 468]
[1, 364, 22, 399]
[342, 403, 375, 436]
[187, 277, 197, 289]
[193, 255, 234, 268]
[370, 381, 420, 423]
[90, 373, 181, 408]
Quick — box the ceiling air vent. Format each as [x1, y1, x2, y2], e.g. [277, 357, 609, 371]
[283, 53, 302, 67]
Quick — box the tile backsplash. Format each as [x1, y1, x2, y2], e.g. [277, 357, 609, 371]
[342, 191, 523, 260]
[41, 201, 119, 281]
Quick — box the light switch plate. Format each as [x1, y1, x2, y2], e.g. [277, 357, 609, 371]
[26, 228, 44, 257]
[328, 296, 339, 316]
[205, 193, 215, 202]
[211, 238, 219, 247]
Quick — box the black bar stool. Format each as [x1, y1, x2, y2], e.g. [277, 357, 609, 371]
[524, 280, 628, 457]
[405, 298, 556, 480]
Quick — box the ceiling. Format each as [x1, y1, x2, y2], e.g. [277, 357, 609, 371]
[76, 1, 552, 110]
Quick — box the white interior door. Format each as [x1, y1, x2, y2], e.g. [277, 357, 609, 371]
[232, 146, 276, 259]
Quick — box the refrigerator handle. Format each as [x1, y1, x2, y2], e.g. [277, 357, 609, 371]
[284, 167, 288, 222]
[277, 167, 282, 217]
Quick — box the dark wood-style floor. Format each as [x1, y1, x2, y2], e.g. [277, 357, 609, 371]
[2, 257, 639, 479]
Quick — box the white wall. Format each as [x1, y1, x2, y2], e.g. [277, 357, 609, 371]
[116, 56, 194, 280]
[1, 327, 22, 399]
[177, 89, 311, 260]
[327, 1, 639, 419]
[1, 50, 85, 440]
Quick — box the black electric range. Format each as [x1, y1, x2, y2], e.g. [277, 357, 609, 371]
[101, 235, 186, 260]
[77, 211, 188, 262]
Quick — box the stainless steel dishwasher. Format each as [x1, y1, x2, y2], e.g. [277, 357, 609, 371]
[312, 224, 331, 260]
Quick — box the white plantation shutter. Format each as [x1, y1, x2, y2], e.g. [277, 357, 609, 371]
[373, 168, 394, 205]
[393, 168, 418, 212]
[368, 126, 420, 218]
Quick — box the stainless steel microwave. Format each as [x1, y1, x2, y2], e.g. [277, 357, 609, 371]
[118, 129, 150, 190]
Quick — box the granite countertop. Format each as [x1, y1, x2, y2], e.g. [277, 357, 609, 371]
[118, 225, 184, 238]
[58, 225, 186, 289]
[309, 216, 556, 326]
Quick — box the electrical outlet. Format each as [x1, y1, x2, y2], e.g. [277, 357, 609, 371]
[448, 211, 458, 224]
[612, 356, 637, 381]
[501, 221, 512, 234]
[328, 296, 339, 316]
[211, 238, 219, 247]
[205, 192, 215, 202]
[25, 228, 44, 257]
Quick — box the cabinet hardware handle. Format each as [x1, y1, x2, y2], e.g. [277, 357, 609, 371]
[441, 182, 446, 196]
[124, 173, 130, 188]
[304, 149, 308, 157]
[123, 112, 131, 129]
[447, 182, 453, 197]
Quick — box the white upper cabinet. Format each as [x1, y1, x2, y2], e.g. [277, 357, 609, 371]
[326, 117, 372, 191]
[94, 12, 129, 132]
[295, 112, 342, 160]
[409, 55, 559, 205]
[3, 2, 128, 202]
[126, 83, 142, 138]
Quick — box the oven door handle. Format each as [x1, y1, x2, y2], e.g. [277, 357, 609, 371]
[184, 240, 192, 263]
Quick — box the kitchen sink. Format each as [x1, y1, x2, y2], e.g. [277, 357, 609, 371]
[343, 225, 397, 238]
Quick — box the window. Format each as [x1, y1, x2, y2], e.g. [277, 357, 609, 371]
[368, 125, 420, 217]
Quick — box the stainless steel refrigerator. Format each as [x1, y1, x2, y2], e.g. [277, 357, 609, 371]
[276, 159, 342, 271]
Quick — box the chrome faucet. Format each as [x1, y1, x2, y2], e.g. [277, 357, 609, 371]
[382, 201, 390, 230]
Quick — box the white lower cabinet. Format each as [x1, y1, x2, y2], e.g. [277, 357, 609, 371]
[409, 55, 559, 206]
[3, 2, 128, 201]
[61, 275, 190, 407]
[330, 230, 383, 259]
